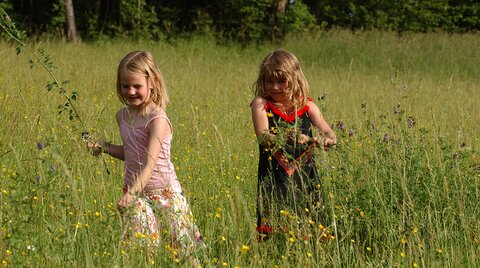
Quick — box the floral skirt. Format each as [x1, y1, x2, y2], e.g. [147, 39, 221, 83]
[122, 184, 204, 256]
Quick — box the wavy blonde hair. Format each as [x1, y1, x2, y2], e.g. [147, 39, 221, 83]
[253, 49, 310, 109]
[116, 51, 169, 109]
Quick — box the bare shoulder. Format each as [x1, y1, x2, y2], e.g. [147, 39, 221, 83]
[307, 100, 320, 112]
[306, 100, 323, 119]
[146, 105, 171, 134]
[251, 96, 267, 111]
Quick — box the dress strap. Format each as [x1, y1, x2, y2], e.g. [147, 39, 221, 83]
[145, 116, 173, 133]
[264, 99, 311, 123]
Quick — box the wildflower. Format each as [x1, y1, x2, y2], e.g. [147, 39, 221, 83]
[349, 129, 354, 137]
[50, 165, 56, 172]
[400, 252, 405, 257]
[35, 175, 41, 183]
[135, 232, 147, 239]
[336, 121, 345, 131]
[319, 94, 327, 100]
[307, 252, 313, 257]
[436, 248, 443, 254]
[220, 236, 226, 242]
[413, 262, 418, 268]
[280, 210, 289, 216]
[37, 142, 45, 150]
[239, 245, 250, 253]
[366, 247, 372, 252]
[407, 116, 415, 128]
[393, 106, 400, 115]
[289, 237, 295, 243]
[222, 262, 228, 267]
[95, 211, 100, 217]
[383, 134, 389, 143]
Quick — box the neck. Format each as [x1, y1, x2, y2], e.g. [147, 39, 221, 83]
[273, 101, 295, 114]
[128, 102, 155, 115]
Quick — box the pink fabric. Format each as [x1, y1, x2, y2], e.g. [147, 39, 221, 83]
[120, 108, 180, 191]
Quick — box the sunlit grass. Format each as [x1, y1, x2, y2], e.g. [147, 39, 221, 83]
[0, 31, 479, 267]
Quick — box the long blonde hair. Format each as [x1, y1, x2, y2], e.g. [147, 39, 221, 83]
[253, 49, 310, 109]
[116, 51, 169, 109]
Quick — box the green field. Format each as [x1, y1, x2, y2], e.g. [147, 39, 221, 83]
[1, 31, 479, 267]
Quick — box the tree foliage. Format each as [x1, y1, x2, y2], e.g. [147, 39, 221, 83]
[3, 0, 480, 43]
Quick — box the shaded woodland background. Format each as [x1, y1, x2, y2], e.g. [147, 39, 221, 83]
[1, 0, 479, 43]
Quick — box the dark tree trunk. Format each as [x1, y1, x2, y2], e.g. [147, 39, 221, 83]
[64, 0, 78, 42]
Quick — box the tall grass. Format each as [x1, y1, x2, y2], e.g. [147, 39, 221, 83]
[0, 31, 479, 267]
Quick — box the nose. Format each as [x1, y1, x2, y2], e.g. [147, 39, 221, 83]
[126, 86, 136, 95]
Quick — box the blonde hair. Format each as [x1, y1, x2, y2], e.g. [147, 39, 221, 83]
[253, 49, 310, 109]
[116, 51, 169, 109]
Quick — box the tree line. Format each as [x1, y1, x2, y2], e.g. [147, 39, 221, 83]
[1, 0, 479, 43]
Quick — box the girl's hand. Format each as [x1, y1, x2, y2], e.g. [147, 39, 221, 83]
[297, 134, 311, 144]
[86, 141, 102, 156]
[86, 140, 110, 156]
[117, 192, 135, 212]
[322, 137, 337, 150]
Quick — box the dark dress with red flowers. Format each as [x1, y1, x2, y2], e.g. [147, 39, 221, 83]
[256, 99, 320, 238]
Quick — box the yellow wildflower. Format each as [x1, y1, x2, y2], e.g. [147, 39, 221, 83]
[240, 245, 250, 253]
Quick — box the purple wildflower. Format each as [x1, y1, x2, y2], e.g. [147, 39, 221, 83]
[37, 142, 45, 150]
[393, 106, 399, 115]
[349, 129, 354, 137]
[336, 121, 345, 131]
[383, 134, 389, 143]
[50, 165, 56, 172]
[35, 175, 41, 183]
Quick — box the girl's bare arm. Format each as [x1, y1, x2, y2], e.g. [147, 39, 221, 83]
[307, 100, 337, 146]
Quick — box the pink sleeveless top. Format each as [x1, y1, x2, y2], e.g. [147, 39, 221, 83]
[119, 108, 180, 191]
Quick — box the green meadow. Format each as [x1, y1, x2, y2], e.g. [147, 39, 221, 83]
[0, 31, 479, 267]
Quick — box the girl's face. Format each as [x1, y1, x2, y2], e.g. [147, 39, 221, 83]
[264, 77, 288, 103]
[120, 71, 151, 109]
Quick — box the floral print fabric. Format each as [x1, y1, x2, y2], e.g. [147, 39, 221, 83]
[122, 185, 204, 256]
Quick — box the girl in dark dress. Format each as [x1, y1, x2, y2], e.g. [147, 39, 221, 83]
[251, 49, 337, 240]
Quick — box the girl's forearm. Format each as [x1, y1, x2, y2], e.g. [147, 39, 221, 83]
[104, 144, 125, 161]
[128, 169, 154, 194]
